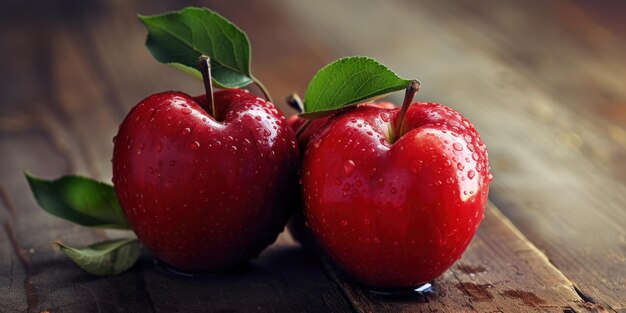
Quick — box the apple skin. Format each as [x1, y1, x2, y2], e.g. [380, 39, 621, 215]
[112, 89, 299, 272]
[286, 102, 396, 245]
[301, 102, 491, 288]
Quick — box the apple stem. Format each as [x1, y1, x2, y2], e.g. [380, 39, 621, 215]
[392, 80, 421, 143]
[286, 92, 304, 113]
[287, 92, 312, 138]
[295, 119, 312, 138]
[252, 77, 274, 104]
[198, 55, 216, 118]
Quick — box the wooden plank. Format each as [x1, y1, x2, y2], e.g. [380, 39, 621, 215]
[324, 203, 599, 312]
[273, 0, 626, 310]
[0, 0, 355, 312]
[0, 3, 159, 311]
[138, 235, 352, 313]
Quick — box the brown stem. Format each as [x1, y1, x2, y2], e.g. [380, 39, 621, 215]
[252, 77, 273, 103]
[286, 92, 304, 113]
[295, 119, 312, 138]
[392, 80, 421, 143]
[198, 55, 216, 118]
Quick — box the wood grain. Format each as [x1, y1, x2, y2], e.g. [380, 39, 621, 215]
[0, 1, 353, 312]
[1, 0, 624, 311]
[273, 0, 626, 310]
[325, 203, 599, 312]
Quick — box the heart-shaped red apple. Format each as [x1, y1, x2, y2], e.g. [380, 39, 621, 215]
[301, 82, 491, 288]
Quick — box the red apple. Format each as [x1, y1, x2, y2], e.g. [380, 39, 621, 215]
[301, 85, 491, 288]
[286, 102, 396, 245]
[112, 86, 299, 272]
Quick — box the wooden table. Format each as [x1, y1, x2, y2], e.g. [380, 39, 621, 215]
[1, 0, 625, 312]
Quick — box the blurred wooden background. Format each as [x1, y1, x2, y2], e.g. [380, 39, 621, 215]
[1, 0, 625, 312]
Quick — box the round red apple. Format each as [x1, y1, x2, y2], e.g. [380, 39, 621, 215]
[112, 88, 299, 272]
[301, 97, 491, 288]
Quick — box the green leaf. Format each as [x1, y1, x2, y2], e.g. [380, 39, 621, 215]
[301, 56, 412, 118]
[25, 174, 130, 229]
[56, 238, 140, 276]
[139, 7, 253, 88]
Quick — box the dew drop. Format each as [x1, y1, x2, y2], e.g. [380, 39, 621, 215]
[472, 152, 479, 161]
[181, 107, 192, 115]
[340, 219, 348, 226]
[191, 141, 200, 150]
[444, 160, 451, 167]
[453, 143, 463, 151]
[468, 170, 475, 179]
[457, 162, 465, 171]
[182, 127, 191, 135]
[344, 160, 356, 176]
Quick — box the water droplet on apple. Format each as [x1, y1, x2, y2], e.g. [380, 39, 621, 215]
[181, 107, 192, 115]
[230, 146, 237, 152]
[390, 187, 397, 194]
[112, 136, 117, 143]
[464, 134, 472, 142]
[191, 141, 200, 150]
[341, 219, 348, 226]
[344, 160, 356, 176]
[373, 237, 381, 244]
[457, 162, 465, 170]
[363, 218, 371, 225]
[472, 152, 479, 161]
[453, 143, 463, 151]
[468, 170, 475, 179]
[182, 128, 191, 135]
[444, 160, 451, 167]
[410, 160, 423, 174]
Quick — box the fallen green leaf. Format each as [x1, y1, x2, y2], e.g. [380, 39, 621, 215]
[25, 173, 129, 229]
[56, 238, 140, 276]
